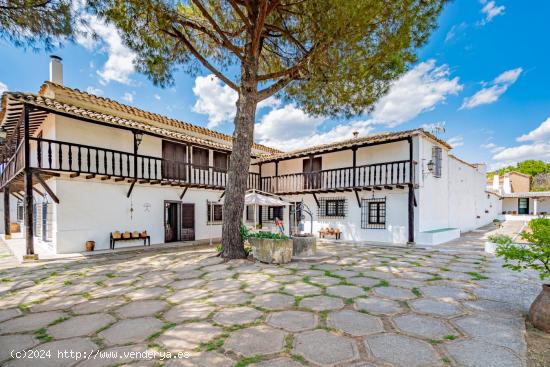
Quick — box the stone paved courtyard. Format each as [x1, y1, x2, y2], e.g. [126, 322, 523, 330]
[0, 231, 543, 367]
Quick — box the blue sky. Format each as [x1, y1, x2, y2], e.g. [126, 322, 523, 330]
[1, 0, 549, 169]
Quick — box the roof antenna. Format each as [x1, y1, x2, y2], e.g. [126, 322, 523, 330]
[352, 131, 359, 139]
[428, 122, 446, 137]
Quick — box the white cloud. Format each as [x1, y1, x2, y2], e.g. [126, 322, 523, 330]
[461, 67, 522, 109]
[447, 136, 464, 148]
[76, 14, 136, 85]
[445, 22, 467, 43]
[154, 94, 161, 101]
[371, 60, 462, 126]
[479, 1, 505, 25]
[0, 81, 7, 95]
[192, 75, 282, 129]
[86, 86, 104, 96]
[493, 142, 550, 162]
[517, 117, 550, 142]
[122, 92, 135, 102]
[481, 142, 505, 154]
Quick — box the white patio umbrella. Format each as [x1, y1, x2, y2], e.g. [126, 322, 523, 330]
[244, 190, 289, 232]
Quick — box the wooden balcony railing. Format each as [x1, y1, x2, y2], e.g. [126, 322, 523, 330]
[0, 141, 25, 187]
[260, 160, 415, 194]
[23, 137, 260, 189]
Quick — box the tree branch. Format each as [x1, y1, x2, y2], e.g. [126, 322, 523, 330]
[190, 0, 244, 60]
[168, 26, 239, 91]
[228, 0, 252, 29]
[257, 76, 294, 100]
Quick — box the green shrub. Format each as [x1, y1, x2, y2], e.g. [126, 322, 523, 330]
[487, 234, 513, 245]
[495, 218, 550, 281]
[248, 232, 289, 240]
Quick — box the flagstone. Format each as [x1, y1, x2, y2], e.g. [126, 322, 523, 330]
[392, 313, 455, 339]
[283, 282, 322, 296]
[77, 344, 151, 367]
[252, 293, 295, 310]
[348, 277, 380, 288]
[213, 307, 262, 326]
[167, 288, 209, 303]
[0, 334, 39, 362]
[116, 300, 168, 318]
[409, 299, 462, 317]
[205, 279, 242, 291]
[364, 333, 441, 367]
[354, 297, 402, 315]
[126, 286, 167, 300]
[72, 297, 126, 314]
[445, 339, 523, 367]
[171, 278, 206, 290]
[267, 310, 318, 332]
[250, 357, 303, 367]
[308, 276, 341, 286]
[164, 302, 215, 323]
[420, 285, 471, 301]
[326, 285, 366, 299]
[300, 295, 344, 311]
[166, 351, 234, 367]
[157, 321, 223, 351]
[294, 329, 359, 367]
[48, 313, 115, 339]
[225, 325, 286, 357]
[209, 291, 251, 306]
[0, 311, 65, 334]
[244, 280, 282, 294]
[203, 270, 236, 280]
[99, 317, 163, 345]
[327, 310, 383, 336]
[30, 295, 86, 312]
[0, 308, 21, 323]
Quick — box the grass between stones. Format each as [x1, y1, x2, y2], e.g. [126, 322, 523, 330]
[374, 280, 389, 287]
[292, 354, 307, 364]
[35, 328, 53, 343]
[411, 287, 422, 297]
[49, 316, 70, 326]
[427, 276, 445, 281]
[234, 355, 264, 367]
[465, 272, 489, 280]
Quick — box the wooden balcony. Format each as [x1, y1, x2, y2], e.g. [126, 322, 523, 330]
[0, 137, 260, 191]
[260, 160, 416, 195]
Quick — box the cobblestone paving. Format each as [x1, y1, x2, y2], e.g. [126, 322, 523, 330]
[0, 231, 542, 367]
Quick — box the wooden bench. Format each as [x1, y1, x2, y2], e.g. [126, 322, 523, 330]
[110, 231, 151, 249]
[319, 228, 342, 240]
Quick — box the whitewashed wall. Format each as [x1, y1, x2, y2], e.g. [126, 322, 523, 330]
[502, 197, 550, 215]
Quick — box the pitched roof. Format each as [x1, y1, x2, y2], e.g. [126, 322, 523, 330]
[0, 82, 280, 155]
[253, 128, 452, 163]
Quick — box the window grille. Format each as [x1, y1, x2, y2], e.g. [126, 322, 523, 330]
[432, 146, 442, 178]
[361, 197, 386, 229]
[317, 197, 347, 218]
[207, 202, 223, 223]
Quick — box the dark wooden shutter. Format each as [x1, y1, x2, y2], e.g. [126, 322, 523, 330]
[303, 157, 322, 189]
[162, 141, 186, 180]
[181, 203, 195, 241]
[213, 151, 228, 172]
[193, 147, 209, 169]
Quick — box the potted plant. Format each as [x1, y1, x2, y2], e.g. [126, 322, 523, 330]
[248, 231, 293, 264]
[493, 218, 503, 229]
[496, 217, 550, 333]
[85, 240, 95, 251]
[485, 234, 512, 254]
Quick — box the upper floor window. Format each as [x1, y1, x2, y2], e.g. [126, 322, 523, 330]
[162, 140, 187, 180]
[193, 147, 209, 170]
[432, 146, 442, 178]
[213, 151, 228, 172]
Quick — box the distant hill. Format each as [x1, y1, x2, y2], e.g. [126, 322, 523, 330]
[487, 160, 550, 178]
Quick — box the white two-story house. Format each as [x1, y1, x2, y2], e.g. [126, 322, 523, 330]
[0, 57, 500, 255]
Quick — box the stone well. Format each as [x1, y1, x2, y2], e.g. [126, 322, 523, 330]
[292, 235, 317, 256]
[250, 238, 293, 264]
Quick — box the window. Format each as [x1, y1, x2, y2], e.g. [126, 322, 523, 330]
[432, 146, 442, 178]
[213, 151, 228, 172]
[268, 206, 283, 221]
[361, 197, 386, 229]
[246, 205, 254, 222]
[16, 201, 23, 222]
[318, 197, 347, 218]
[162, 141, 187, 180]
[207, 202, 223, 223]
[193, 147, 209, 169]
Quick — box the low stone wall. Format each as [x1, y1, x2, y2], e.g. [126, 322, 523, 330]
[292, 235, 317, 257]
[250, 238, 293, 264]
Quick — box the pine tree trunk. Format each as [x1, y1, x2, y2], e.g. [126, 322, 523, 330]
[221, 62, 258, 259]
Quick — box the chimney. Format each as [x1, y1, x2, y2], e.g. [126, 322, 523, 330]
[49, 55, 63, 85]
[492, 174, 500, 192]
[502, 173, 512, 194]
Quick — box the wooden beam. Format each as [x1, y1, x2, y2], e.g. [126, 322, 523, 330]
[11, 192, 23, 201]
[396, 184, 405, 190]
[33, 172, 60, 204]
[374, 186, 382, 190]
[101, 176, 111, 181]
[4, 186, 11, 239]
[407, 137, 415, 244]
[23, 104, 34, 256]
[311, 193, 320, 208]
[70, 172, 80, 178]
[354, 189, 361, 208]
[32, 187, 45, 196]
[179, 186, 188, 200]
[85, 174, 95, 179]
[384, 185, 393, 190]
[114, 177, 125, 182]
[126, 180, 136, 198]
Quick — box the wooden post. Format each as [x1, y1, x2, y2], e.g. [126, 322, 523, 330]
[407, 137, 414, 245]
[133, 131, 138, 181]
[275, 160, 279, 193]
[23, 104, 36, 258]
[352, 147, 357, 188]
[4, 186, 11, 239]
[258, 163, 262, 191]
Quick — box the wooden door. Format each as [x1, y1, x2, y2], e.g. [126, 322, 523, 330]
[162, 141, 187, 180]
[181, 203, 195, 241]
[164, 201, 179, 242]
[303, 157, 322, 189]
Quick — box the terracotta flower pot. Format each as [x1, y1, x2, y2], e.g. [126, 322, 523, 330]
[529, 284, 550, 333]
[85, 241, 95, 252]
